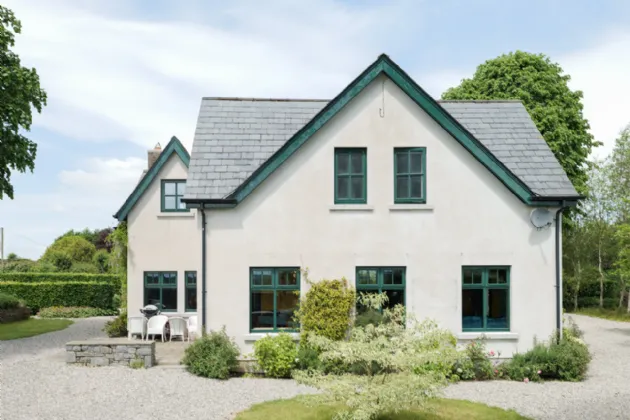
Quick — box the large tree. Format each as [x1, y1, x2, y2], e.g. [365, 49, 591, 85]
[0, 6, 47, 199]
[442, 51, 599, 194]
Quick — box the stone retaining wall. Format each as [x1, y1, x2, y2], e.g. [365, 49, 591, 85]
[65, 339, 156, 368]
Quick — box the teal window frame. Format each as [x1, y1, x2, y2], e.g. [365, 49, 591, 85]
[462, 266, 510, 332]
[185, 271, 197, 312]
[161, 180, 188, 212]
[355, 267, 406, 309]
[334, 148, 367, 204]
[143, 271, 177, 312]
[394, 147, 426, 204]
[249, 267, 300, 333]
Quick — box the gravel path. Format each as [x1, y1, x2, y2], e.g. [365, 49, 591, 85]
[444, 314, 630, 420]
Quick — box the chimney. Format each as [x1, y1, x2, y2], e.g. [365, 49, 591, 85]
[147, 143, 162, 169]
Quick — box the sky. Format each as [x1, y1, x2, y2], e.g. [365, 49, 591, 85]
[1, 0, 629, 259]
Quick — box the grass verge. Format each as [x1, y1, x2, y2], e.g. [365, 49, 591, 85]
[234, 396, 531, 420]
[571, 307, 630, 322]
[0, 318, 73, 340]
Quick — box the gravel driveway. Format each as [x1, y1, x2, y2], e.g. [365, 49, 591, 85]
[444, 314, 630, 419]
[2, 315, 629, 420]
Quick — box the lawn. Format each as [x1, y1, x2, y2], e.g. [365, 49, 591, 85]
[572, 307, 630, 322]
[235, 396, 530, 420]
[0, 318, 73, 340]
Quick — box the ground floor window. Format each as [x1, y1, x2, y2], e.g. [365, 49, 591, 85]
[462, 266, 510, 331]
[185, 271, 197, 312]
[355, 267, 406, 313]
[250, 267, 300, 332]
[144, 271, 177, 312]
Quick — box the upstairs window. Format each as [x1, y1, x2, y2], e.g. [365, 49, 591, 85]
[335, 148, 367, 204]
[161, 180, 188, 212]
[394, 148, 426, 203]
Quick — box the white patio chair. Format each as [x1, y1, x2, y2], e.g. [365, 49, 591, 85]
[127, 316, 147, 340]
[187, 316, 199, 342]
[146, 315, 169, 342]
[168, 317, 187, 342]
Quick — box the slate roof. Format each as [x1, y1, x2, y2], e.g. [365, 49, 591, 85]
[184, 97, 577, 201]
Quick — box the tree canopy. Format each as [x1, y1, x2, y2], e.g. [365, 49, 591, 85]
[0, 5, 47, 199]
[442, 51, 600, 194]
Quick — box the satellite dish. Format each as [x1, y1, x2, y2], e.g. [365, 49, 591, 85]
[530, 208, 553, 229]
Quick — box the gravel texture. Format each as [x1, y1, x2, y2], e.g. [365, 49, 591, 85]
[444, 314, 630, 420]
[2, 315, 629, 420]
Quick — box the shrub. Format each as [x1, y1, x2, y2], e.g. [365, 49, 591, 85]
[47, 251, 73, 271]
[0, 281, 115, 312]
[254, 333, 298, 378]
[0, 259, 38, 272]
[458, 339, 495, 380]
[42, 236, 96, 264]
[295, 272, 355, 341]
[354, 308, 387, 327]
[182, 328, 240, 379]
[39, 306, 118, 318]
[0, 272, 119, 284]
[0, 292, 22, 309]
[104, 311, 127, 337]
[295, 342, 322, 371]
[129, 358, 145, 369]
[93, 250, 110, 273]
[68, 262, 100, 273]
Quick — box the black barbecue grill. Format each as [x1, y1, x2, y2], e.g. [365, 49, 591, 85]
[139, 304, 161, 318]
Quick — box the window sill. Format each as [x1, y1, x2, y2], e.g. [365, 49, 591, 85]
[388, 204, 434, 211]
[243, 332, 300, 342]
[457, 332, 519, 340]
[329, 205, 374, 212]
[157, 212, 195, 218]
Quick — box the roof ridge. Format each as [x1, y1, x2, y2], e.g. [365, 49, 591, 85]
[438, 100, 523, 103]
[202, 97, 330, 102]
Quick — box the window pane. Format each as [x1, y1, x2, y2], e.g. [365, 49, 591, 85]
[488, 289, 508, 329]
[350, 176, 364, 199]
[357, 269, 377, 285]
[384, 290, 405, 308]
[392, 269, 404, 285]
[186, 287, 197, 311]
[410, 175, 422, 198]
[146, 274, 159, 285]
[164, 196, 176, 210]
[186, 272, 197, 286]
[278, 269, 298, 286]
[164, 182, 176, 195]
[251, 291, 274, 330]
[145, 288, 160, 306]
[337, 153, 350, 175]
[337, 176, 349, 199]
[177, 182, 186, 195]
[498, 269, 508, 284]
[396, 152, 409, 174]
[162, 273, 177, 285]
[410, 152, 423, 173]
[462, 289, 483, 329]
[396, 176, 409, 199]
[262, 271, 273, 286]
[350, 152, 364, 175]
[356, 290, 379, 315]
[383, 269, 393, 285]
[252, 271, 262, 286]
[161, 288, 177, 311]
[488, 270, 498, 284]
[177, 198, 187, 210]
[463, 269, 482, 285]
[276, 290, 299, 329]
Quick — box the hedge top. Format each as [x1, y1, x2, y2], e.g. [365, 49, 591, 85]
[0, 272, 120, 283]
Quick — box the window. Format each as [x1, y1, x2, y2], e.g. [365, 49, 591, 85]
[355, 267, 405, 312]
[394, 148, 426, 203]
[185, 271, 197, 312]
[335, 148, 367, 204]
[161, 180, 188, 212]
[144, 272, 177, 312]
[462, 266, 510, 331]
[250, 267, 300, 332]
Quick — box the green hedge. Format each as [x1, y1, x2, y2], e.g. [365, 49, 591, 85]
[0, 282, 115, 312]
[0, 272, 120, 287]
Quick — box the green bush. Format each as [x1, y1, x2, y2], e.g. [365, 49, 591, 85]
[354, 308, 387, 327]
[452, 339, 494, 381]
[104, 311, 127, 337]
[0, 272, 119, 284]
[254, 333, 298, 378]
[295, 343, 322, 371]
[47, 251, 73, 271]
[42, 236, 96, 264]
[182, 328, 240, 379]
[39, 306, 118, 318]
[93, 250, 110, 273]
[0, 292, 22, 309]
[0, 281, 115, 312]
[0, 259, 38, 272]
[295, 274, 355, 341]
[69, 262, 100, 273]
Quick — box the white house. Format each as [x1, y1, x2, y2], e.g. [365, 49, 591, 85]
[114, 54, 581, 356]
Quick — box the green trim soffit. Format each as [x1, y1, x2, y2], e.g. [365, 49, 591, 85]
[114, 136, 190, 221]
[217, 54, 578, 208]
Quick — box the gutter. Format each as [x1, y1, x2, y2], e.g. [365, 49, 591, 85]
[555, 201, 570, 338]
[200, 208, 207, 334]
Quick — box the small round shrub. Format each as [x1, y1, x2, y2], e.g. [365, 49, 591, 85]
[254, 333, 298, 378]
[182, 328, 240, 379]
[0, 292, 22, 309]
[295, 343, 321, 371]
[104, 311, 127, 337]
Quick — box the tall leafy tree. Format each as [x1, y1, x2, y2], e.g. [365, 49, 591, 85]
[609, 124, 630, 223]
[442, 51, 600, 194]
[0, 5, 47, 199]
